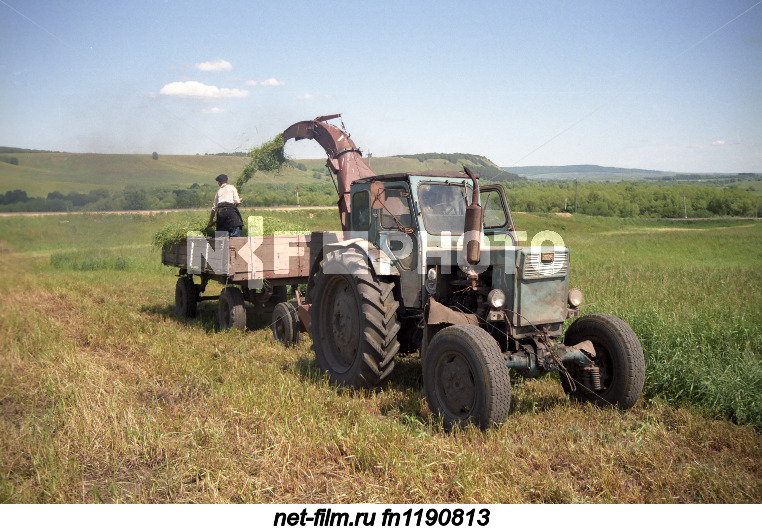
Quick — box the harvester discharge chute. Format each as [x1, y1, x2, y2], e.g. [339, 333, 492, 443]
[284, 114, 376, 231]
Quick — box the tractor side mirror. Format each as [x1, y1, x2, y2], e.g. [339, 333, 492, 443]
[370, 181, 385, 210]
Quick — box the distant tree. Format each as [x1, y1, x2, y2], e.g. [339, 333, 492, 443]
[152, 152, 159, 160]
[65, 191, 99, 207]
[1, 189, 28, 205]
[124, 189, 149, 210]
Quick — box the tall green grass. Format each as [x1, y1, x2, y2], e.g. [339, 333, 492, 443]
[563, 221, 762, 429]
[50, 251, 134, 271]
[630, 305, 761, 427]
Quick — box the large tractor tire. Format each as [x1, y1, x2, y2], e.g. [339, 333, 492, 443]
[272, 301, 299, 347]
[175, 276, 198, 318]
[310, 248, 401, 388]
[423, 324, 511, 430]
[218, 286, 246, 331]
[562, 313, 645, 409]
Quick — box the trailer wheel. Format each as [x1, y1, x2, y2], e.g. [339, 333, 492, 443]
[272, 302, 299, 346]
[562, 314, 645, 409]
[218, 287, 246, 331]
[423, 324, 511, 430]
[175, 276, 198, 318]
[310, 248, 400, 388]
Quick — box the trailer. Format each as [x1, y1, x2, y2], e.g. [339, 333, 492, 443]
[161, 231, 346, 341]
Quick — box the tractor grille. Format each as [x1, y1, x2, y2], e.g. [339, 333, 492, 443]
[521, 249, 569, 279]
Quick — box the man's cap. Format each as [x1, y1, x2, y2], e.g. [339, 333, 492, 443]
[215, 174, 228, 183]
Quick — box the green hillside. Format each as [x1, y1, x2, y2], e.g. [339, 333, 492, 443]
[0, 150, 517, 197]
[0, 153, 255, 195]
[395, 153, 522, 182]
[506, 164, 671, 180]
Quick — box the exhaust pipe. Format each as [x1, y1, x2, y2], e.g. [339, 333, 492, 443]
[463, 166, 483, 265]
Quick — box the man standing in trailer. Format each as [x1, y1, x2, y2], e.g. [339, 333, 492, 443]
[206, 174, 243, 236]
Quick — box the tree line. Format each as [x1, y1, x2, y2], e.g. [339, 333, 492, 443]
[0, 182, 337, 212]
[1, 179, 759, 218]
[501, 180, 761, 218]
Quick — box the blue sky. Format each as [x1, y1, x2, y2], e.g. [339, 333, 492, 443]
[1, 0, 761, 172]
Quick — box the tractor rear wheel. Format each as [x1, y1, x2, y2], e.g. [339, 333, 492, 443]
[562, 313, 645, 409]
[310, 248, 401, 388]
[423, 324, 511, 430]
[218, 287, 246, 331]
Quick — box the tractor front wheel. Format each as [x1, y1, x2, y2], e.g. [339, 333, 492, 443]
[562, 313, 645, 409]
[423, 324, 511, 430]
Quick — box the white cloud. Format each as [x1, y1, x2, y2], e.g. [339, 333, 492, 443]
[712, 140, 726, 146]
[159, 81, 249, 99]
[201, 107, 227, 114]
[297, 93, 330, 100]
[246, 78, 285, 87]
[195, 59, 232, 72]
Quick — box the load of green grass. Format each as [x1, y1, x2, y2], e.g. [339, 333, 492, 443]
[152, 215, 312, 251]
[258, 217, 310, 235]
[152, 218, 212, 250]
[235, 134, 289, 190]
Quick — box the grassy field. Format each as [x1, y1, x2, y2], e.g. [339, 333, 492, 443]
[0, 210, 760, 503]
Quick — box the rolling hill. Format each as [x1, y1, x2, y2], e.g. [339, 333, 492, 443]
[0, 150, 522, 197]
[505, 164, 672, 180]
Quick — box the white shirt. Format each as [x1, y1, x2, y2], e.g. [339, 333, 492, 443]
[212, 183, 241, 212]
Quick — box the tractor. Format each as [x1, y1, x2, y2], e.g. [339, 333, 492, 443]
[283, 115, 645, 429]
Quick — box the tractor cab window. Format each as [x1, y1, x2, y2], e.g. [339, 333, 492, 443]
[418, 183, 472, 235]
[481, 188, 508, 228]
[380, 188, 413, 230]
[351, 191, 370, 231]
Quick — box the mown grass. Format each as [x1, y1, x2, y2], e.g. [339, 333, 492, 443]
[0, 211, 760, 503]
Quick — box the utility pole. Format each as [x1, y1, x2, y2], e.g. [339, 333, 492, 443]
[564, 198, 567, 211]
[574, 179, 578, 214]
[295, 186, 300, 207]
[684, 194, 687, 219]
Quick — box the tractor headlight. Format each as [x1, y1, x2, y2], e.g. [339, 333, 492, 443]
[567, 288, 583, 308]
[425, 267, 438, 295]
[487, 289, 507, 309]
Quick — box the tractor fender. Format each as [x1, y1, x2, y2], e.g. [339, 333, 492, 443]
[307, 237, 399, 301]
[321, 238, 399, 277]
